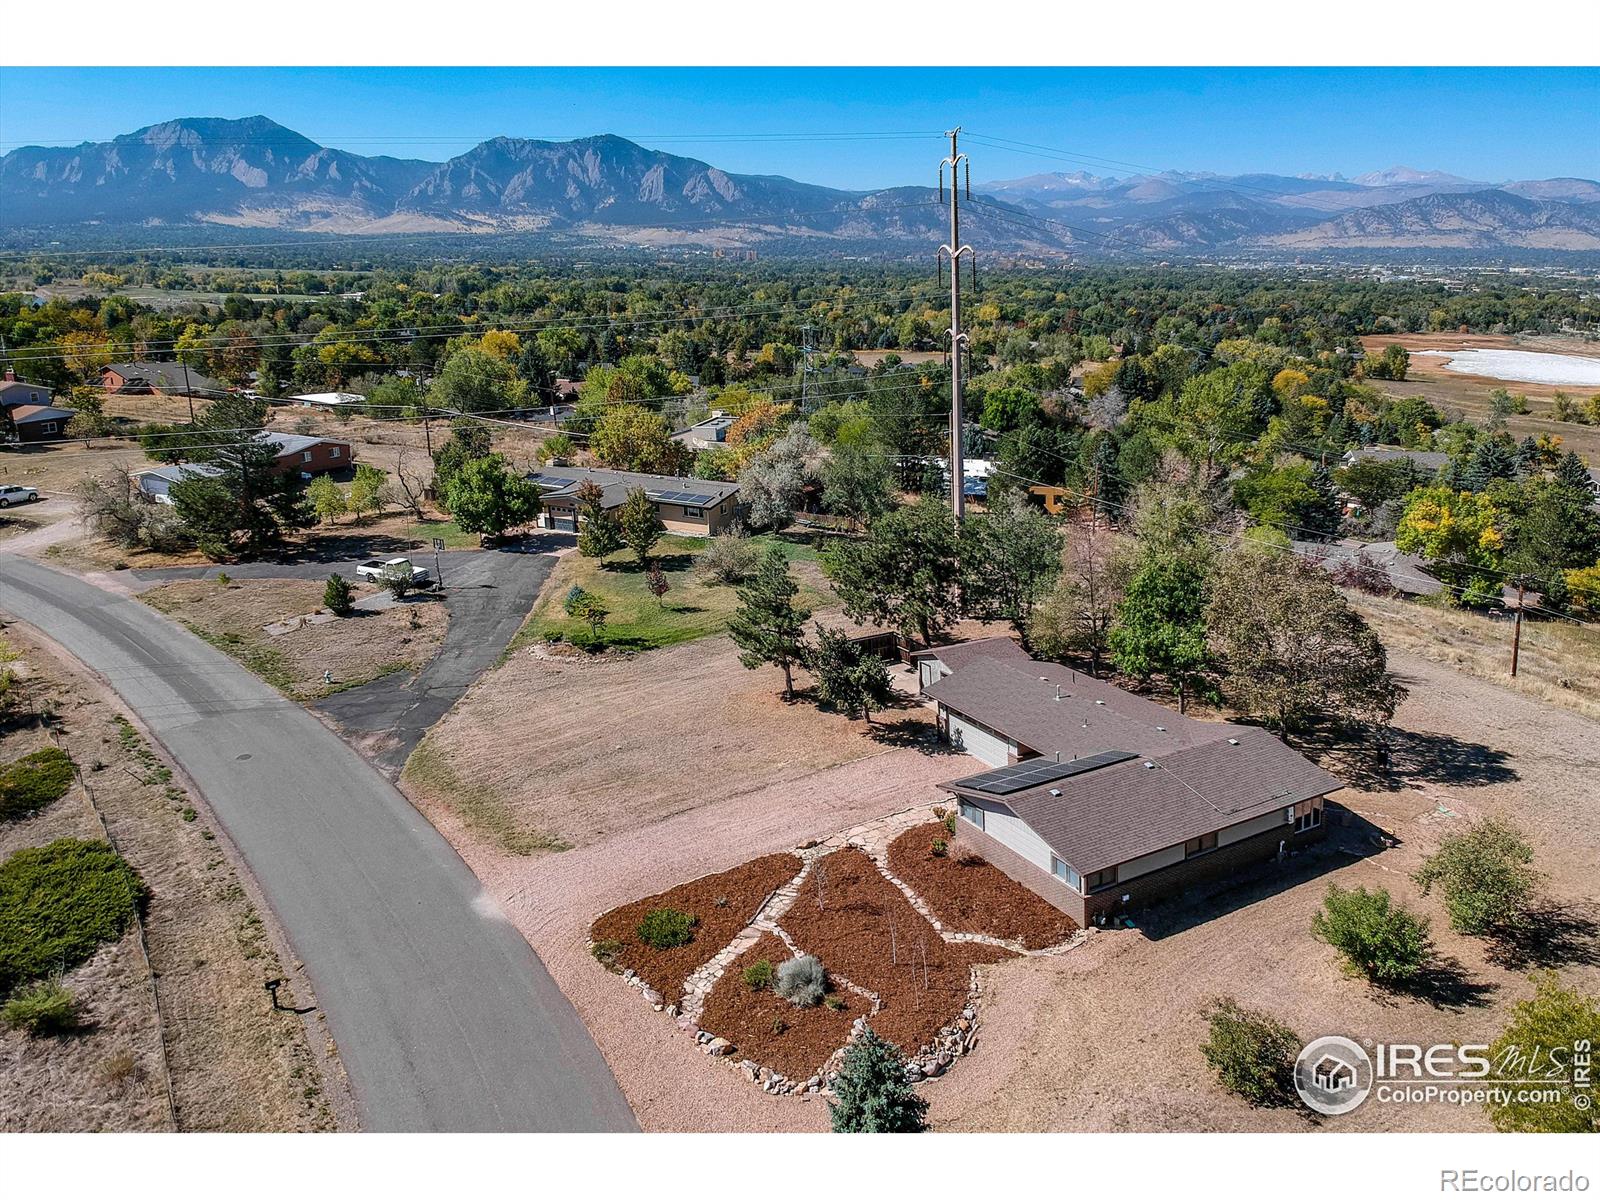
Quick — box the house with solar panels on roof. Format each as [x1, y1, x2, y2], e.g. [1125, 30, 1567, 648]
[527, 465, 740, 536]
[918, 638, 1342, 927]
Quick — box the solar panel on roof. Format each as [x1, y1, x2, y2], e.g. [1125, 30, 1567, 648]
[951, 749, 1139, 796]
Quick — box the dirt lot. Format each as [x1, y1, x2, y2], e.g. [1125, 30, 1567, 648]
[0, 622, 337, 1132]
[1360, 332, 1600, 464]
[141, 577, 447, 701]
[926, 648, 1600, 1132]
[404, 636, 935, 856]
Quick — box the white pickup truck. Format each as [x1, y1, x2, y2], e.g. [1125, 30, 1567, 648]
[356, 557, 433, 588]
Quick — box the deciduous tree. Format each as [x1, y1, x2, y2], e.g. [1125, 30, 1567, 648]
[958, 490, 1064, 639]
[618, 487, 664, 566]
[445, 453, 541, 543]
[823, 498, 961, 649]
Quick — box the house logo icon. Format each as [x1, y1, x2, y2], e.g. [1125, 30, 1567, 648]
[1295, 1036, 1373, 1115]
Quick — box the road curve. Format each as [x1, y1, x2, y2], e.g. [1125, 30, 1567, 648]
[0, 555, 636, 1133]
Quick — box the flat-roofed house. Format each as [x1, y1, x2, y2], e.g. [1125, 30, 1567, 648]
[924, 644, 1341, 926]
[528, 465, 739, 536]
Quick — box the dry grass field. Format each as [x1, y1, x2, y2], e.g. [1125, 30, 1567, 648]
[0, 623, 337, 1132]
[403, 635, 934, 857]
[140, 577, 447, 701]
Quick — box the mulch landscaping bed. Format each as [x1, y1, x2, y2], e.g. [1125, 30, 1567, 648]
[888, 822, 1078, 950]
[697, 932, 860, 1081]
[590, 853, 802, 1001]
[779, 847, 1012, 1056]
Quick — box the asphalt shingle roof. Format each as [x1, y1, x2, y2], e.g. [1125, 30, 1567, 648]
[528, 465, 739, 508]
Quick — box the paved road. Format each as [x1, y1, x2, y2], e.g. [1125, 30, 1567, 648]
[124, 538, 569, 775]
[0, 555, 635, 1133]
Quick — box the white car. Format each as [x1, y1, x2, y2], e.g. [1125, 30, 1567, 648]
[356, 557, 433, 587]
[0, 485, 40, 507]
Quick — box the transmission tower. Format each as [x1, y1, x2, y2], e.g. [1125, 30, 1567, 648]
[937, 127, 975, 521]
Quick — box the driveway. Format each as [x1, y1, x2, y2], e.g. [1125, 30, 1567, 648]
[0, 555, 634, 1133]
[122, 535, 570, 775]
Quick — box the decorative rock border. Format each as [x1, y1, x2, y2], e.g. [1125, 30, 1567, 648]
[594, 803, 1090, 1100]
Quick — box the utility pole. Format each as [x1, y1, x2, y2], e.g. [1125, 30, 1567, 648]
[1510, 581, 1525, 678]
[937, 127, 974, 522]
[798, 323, 817, 413]
[180, 360, 196, 423]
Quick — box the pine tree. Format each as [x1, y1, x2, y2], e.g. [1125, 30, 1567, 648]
[618, 487, 664, 567]
[575, 480, 623, 558]
[1555, 450, 1593, 493]
[829, 1027, 929, 1133]
[728, 547, 810, 700]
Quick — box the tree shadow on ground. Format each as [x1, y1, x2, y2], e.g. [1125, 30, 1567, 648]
[1486, 902, 1600, 970]
[866, 716, 954, 753]
[1300, 725, 1517, 793]
[1136, 807, 1401, 940]
[273, 533, 418, 563]
[1376, 954, 1498, 1012]
[603, 553, 695, 574]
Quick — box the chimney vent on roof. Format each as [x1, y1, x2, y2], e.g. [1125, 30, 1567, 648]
[1143, 761, 1156, 769]
[1155, 725, 1166, 732]
[1048, 788, 1062, 797]
[1095, 699, 1106, 706]
[1228, 738, 1239, 745]
[1055, 685, 1063, 701]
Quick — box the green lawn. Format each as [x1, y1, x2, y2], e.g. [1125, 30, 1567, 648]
[514, 532, 834, 653]
[401, 518, 478, 549]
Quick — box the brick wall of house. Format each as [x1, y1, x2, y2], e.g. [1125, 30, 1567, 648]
[273, 440, 351, 475]
[955, 812, 1330, 928]
[954, 820, 1088, 926]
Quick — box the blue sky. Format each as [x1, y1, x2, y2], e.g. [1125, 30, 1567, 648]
[2, 67, 1595, 187]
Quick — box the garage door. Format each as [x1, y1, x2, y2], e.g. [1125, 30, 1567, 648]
[551, 515, 577, 532]
[946, 712, 1010, 767]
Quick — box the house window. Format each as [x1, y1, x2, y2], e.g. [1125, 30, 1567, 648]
[957, 799, 984, 831]
[1051, 857, 1081, 890]
[1295, 807, 1324, 834]
[330, 447, 341, 458]
[1083, 866, 1118, 893]
[684, 506, 704, 518]
[1184, 832, 1218, 858]
[41, 422, 58, 434]
[302, 451, 313, 463]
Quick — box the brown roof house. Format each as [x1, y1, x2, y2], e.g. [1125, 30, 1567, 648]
[528, 465, 739, 536]
[3, 402, 78, 444]
[924, 645, 1342, 927]
[102, 361, 225, 399]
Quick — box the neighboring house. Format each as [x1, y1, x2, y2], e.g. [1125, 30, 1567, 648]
[924, 645, 1341, 927]
[0, 372, 55, 410]
[4, 402, 77, 443]
[260, 431, 352, 475]
[133, 462, 225, 504]
[527, 403, 579, 427]
[1292, 538, 1442, 598]
[671, 411, 736, 451]
[286, 391, 364, 409]
[134, 432, 351, 501]
[528, 465, 739, 536]
[1340, 445, 1449, 473]
[102, 361, 225, 399]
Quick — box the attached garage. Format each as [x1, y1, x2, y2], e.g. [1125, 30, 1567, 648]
[940, 706, 1016, 768]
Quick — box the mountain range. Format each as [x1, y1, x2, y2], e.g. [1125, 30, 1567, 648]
[3, 116, 1598, 256]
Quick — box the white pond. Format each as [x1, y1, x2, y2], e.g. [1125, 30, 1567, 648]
[1416, 348, 1600, 388]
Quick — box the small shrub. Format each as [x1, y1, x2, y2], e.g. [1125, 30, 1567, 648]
[1200, 998, 1300, 1107]
[323, 573, 354, 616]
[635, 907, 697, 950]
[775, 954, 826, 1007]
[0, 838, 147, 995]
[930, 838, 948, 858]
[931, 806, 947, 822]
[770, 1017, 788, 1035]
[180, 807, 196, 822]
[823, 993, 846, 1012]
[215, 572, 232, 587]
[1311, 884, 1431, 985]
[942, 814, 957, 837]
[100, 1050, 138, 1087]
[743, 959, 775, 991]
[697, 531, 764, 585]
[1, 979, 79, 1036]
[590, 938, 625, 972]
[0, 747, 75, 820]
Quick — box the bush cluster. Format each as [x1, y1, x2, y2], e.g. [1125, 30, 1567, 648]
[0, 839, 147, 996]
[1311, 884, 1431, 985]
[742, 959, 774, 991]
[635, 907, 697, 950]
[0, 748, 75, 820]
